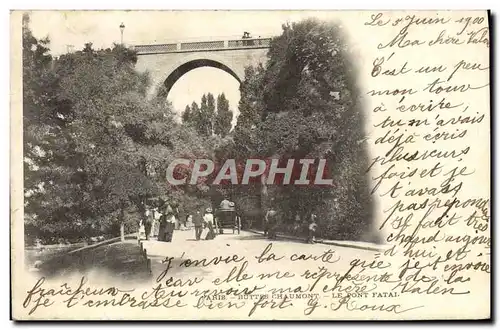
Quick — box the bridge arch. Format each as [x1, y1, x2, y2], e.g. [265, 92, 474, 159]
[160, 53, 244, 97]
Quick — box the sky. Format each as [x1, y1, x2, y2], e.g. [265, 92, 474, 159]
[27, 11, 342, 122]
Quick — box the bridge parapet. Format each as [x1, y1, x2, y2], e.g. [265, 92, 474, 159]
[228, 38, 271, 48]
[133, 37, 272, 55]
[181, 40, 225, 51]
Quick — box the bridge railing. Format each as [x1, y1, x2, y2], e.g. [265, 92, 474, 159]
[228, 38, 271, 48]
[133, 37, 272, 55]
[133, 43, 177, 54]
[181, 40, 225, 51]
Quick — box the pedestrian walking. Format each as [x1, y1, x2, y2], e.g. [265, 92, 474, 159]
[157, 203, 175, 242]
[265, 208, 278, 239]
[143, 208, 152, 241]
[157, 209, 167, 242]
[203, 208, 216, 240]
[151, 207, 160, 238]
[165, 206, 176, 242]
[307, 214, 318, 244]
[293, 212, 301, 236]
[173, 204, 180, 230]
[138, 219, 146, 240]
[193, 211, 203, 240]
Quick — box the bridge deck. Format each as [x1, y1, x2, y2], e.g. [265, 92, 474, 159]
[133, 37, 272, 55]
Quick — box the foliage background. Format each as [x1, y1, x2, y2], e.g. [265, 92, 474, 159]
[23, 15, 378, 245]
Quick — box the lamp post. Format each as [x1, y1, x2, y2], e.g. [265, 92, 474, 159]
[119, 22, 125, 45]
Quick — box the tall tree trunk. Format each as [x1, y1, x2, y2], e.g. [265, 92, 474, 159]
[120, 207, 125, 242]
[259, 174, 268, 229]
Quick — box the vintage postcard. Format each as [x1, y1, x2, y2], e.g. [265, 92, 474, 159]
[11, 10, 490, 320]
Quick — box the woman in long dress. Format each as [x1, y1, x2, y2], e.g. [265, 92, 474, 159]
[157, 204, 171, 242]
[203, 208, 216, 240]
[157, 210, 167, 242]
[150, 207, 160, 239]
[165, 209, 176, 242]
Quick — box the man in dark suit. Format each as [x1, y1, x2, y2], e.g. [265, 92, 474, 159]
[193, 211, 204, 241]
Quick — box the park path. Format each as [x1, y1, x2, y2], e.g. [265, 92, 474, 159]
[141, 229, 378, 282]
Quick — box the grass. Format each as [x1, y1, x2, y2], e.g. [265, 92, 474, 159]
[33, 239, 152, 284]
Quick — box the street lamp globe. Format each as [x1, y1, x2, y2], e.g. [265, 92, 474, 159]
[119, 22, 125, 44]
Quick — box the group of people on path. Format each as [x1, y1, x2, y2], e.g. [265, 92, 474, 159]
[139, 197, 318, 244]
[264, 206, 318, 244]
[193, 208, 217, 241]
[139, 203, 219, 243]
[139, 203, 177, 242]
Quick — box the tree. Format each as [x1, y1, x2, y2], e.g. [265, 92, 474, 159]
[183, 93, 218, 137]
[236, 65, 266, 129]
[45, 43, 155, 242]
[23, 15, 212, 244]
[22, 13, 84, 244]
[189, 101, 201, 131]
[232, 18, 374, 241]
[22, 12, 55, 171]
[199, 94, 210, 136]
[182, 104, 191, 124]
[233, 65, 266, 157]
[206, 93, 216, 136]
[215, 93, 233, 138]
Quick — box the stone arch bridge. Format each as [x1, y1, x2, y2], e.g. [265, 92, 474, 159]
[132, 37, 271, 96]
